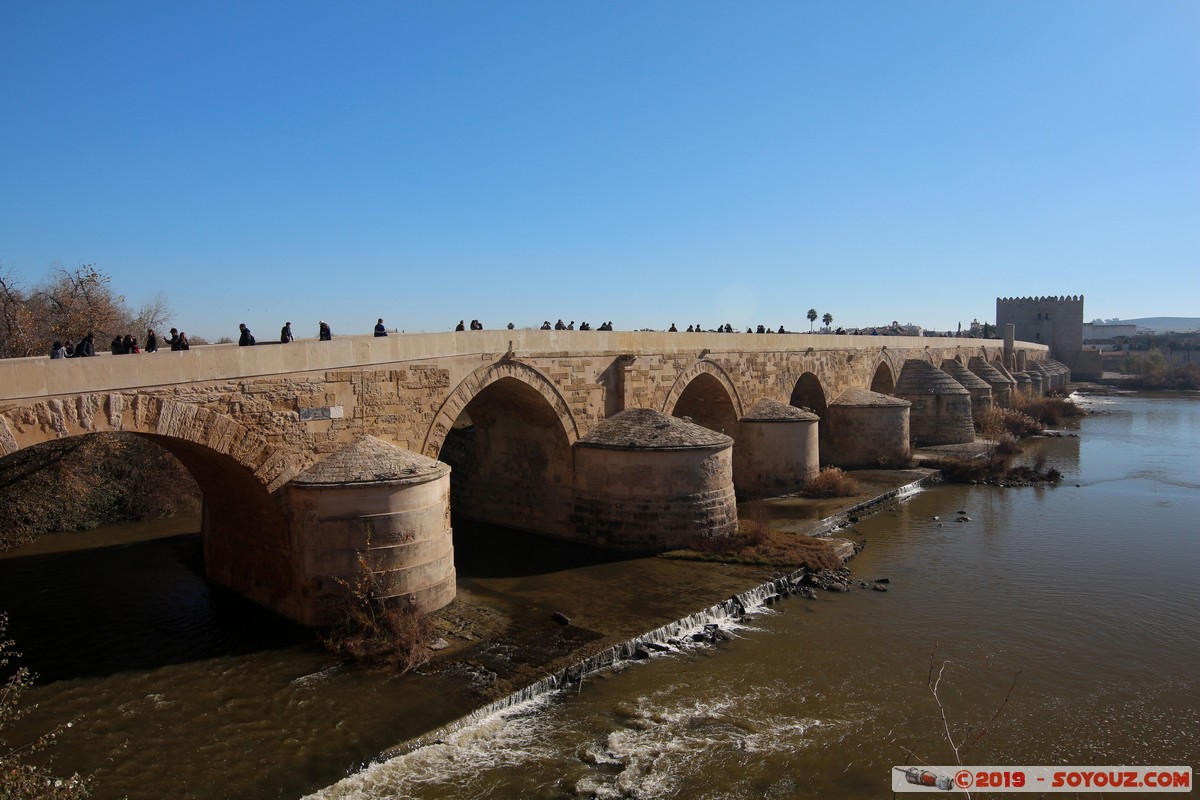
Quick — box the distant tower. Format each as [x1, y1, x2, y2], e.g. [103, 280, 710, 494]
[995, 295, 1099, 379]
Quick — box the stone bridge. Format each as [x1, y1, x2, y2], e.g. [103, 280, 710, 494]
[0, 331, 1046, 625]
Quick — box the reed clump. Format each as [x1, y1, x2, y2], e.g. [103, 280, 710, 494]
[664, 503, 845, 570]
[1010, 393, 1085, 427]
[800, 467, 860, 498]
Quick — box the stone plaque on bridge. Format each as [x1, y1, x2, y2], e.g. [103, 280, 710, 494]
[299, 405, 344, 421]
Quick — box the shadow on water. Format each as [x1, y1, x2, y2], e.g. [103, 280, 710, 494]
[451, 518, 648, 579]
[0, 533, 312, 684]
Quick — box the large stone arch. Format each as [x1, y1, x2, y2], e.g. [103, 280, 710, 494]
[0, 393, 289, 490]
[425, 360, 579, 538]
[662, 360, 743, 439]
[0, 393, 303, 621]
[422, 359, 579, 460]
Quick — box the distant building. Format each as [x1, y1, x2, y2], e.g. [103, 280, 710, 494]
[1082, 322, 1137, 341]
[996, 295, 1101, 379]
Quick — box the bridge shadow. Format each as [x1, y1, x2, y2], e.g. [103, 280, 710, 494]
[451, 518, 648, 579]
[0, 534, 312, 685]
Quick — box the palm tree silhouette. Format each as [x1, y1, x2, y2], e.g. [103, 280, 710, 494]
[822, 312, 833, 330]
[807, 308, 818, 331]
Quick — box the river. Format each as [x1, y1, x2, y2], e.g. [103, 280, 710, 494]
[2, 391, 1197, 799]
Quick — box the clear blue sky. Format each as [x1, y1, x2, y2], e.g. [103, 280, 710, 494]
[2, 1, 1197, 340]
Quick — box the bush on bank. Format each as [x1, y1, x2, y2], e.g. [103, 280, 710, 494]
[1009, 393, 1086, 428]
[321, 545, 435, 672]
[1, 614, 92, 800]
[800, 467, 860, 498]
[665, 503, 845, 571]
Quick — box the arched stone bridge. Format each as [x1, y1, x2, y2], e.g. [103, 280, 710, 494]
[0, 331, 1046, 625]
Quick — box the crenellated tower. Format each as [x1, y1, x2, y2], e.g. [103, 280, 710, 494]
[996, 295, 1099, 379]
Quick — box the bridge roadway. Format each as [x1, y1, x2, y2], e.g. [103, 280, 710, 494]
[0, 330, 1046, 624]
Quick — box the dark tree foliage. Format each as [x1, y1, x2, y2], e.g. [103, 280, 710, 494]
[0, 434, 199, 550]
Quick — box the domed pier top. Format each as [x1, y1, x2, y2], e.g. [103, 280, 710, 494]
[292, 435, 449, 487]
[940, 359, 992, 391]
[741, 398, 819, 422]
[968, 356, 1015, 385]
[894, 359, 970, 396]
[578, 408, 732, 450]
[831, 387, 911, 408]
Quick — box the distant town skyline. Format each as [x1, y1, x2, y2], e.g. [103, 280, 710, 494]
[2, 1, 1196, 342]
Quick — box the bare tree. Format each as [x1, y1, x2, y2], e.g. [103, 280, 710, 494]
[0, 266, 39, 358]
[28, 264, 132, 347]
[131, 290, 173, 337]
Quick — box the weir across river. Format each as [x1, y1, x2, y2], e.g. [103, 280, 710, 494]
[0, 330, 1047, 625]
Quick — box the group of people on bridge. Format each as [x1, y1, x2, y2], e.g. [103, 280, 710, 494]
[50, 328, 190, 359]
[239, 320, 334, 346]
[47, 317, 870, 359]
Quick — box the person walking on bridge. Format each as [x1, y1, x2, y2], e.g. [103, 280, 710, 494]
[318, 321, 332, 341]
[280, 322, 293, 343]
[238, 324, 255, 346]
[374, 318, 387, 337]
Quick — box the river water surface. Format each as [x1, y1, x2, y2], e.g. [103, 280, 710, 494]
[3, 392, 1197, 799]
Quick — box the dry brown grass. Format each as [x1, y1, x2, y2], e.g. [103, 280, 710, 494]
[975, 406, 1041, 439]
[665, 508, 845, 570]
[1010, 394, 1085, 427]
[925, 453, 1062, 486]
[800, 467, 860, 498]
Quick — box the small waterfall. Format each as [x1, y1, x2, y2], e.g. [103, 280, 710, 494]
[374, 570, 808, 765]
[814, 473, 936, 534]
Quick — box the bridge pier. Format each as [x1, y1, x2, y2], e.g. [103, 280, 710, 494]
[733, 399, 819, 499]
[283, 436, 456, 626]
[570, 409, 737, 549]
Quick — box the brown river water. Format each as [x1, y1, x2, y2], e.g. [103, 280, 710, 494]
[2, 391, 1197, 799]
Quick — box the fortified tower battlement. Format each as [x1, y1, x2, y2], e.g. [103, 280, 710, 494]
[996, 295, 1098, 379]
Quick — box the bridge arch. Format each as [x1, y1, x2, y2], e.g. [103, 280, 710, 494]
[0, 394, 288, 489]
[662, 360, 743, 438]
[423, 360, 579, 460]
[789, 372, 828, 419]
[0, 396, 296, 617]
[870, 360, 896, 394]
[426, 360, 579, 537]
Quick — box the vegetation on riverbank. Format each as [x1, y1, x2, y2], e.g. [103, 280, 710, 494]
[1, 614, 92, 799]
[664, 503, 845, 570]
[800, 466, 860, 498]
[0, 434, 199, 550]
[973, 394, 1085, 459]
[1122, 349, 1200, 390]
[946, 393, 1082, 485]
[927, 451, 1062, 487]
[321, 544, 436, 672]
